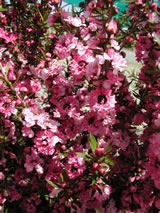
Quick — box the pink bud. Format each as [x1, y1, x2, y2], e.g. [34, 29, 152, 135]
[92, 162, 99, 169]
[0, 172, 5, 181]
[61, 182, 67, 188]
[98, 168, 106, 174]
[150, 2, 157, 10]
[95, 148, 104, 156]
[61, 145, 67, 151]
[113, 5, 118, 14]
[50, 0, 60, 5]
[97, 1, 104, 8]
[126, 36, 133, 43]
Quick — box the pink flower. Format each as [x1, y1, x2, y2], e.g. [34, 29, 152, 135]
[34, 130, 61, 155]
[106, 20, 118, 34]
[55, 33, 78, 59]
[64, 16, 85, 27]
[69, 59, 85, 83]
[49, 188, 62, 198]
[7, 185, 22, 202]
[30, 80, 41, 93]
[0, 172, 5, 181]
[23, 103, 59, 131]
[85, 58, 101, 80]
[0, 28, 17, 43]
[155, 198, 160, 210]
[24, 148, 44, 174]
[0, 94, 17, 118]
[136, 35, 152, 62]
[107, 48, 127, 74]
[66, 151, 86, 179]
[89, 87, 116, 118]
[47, 13, 59, 26]
[93, 184, 111, 201]
[149, 133, 160, 160]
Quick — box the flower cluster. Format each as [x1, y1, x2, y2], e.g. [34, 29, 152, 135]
[0, 0, 160, 212]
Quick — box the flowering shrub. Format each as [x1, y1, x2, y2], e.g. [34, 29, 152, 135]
[0, 0, 160, 212]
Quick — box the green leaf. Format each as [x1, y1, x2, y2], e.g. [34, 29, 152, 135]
[37, 8, 44, 23]
[120, 0, 135, 3]
[6, 63, 10, 77]
[0, 6, 8, 12]
[103, 156, 115, 166]
[96, 210, 101, 213]
[76, 152, 87, 159]
[60, 173, 64, 182]
[104, 142, 113, 153]
[45, 179, 60, 189]
[89, 133, 97, 154]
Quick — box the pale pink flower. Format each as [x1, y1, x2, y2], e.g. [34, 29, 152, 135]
[55, 33, 78, 59]
[49, 188, 62, 198]
[34, 130, 61, 155]
[85, 58, 101, 80]
[0, 172, 5, 181]
[66, 151, 86, 179]
[24, 148, 44, 174]
[106, 20, 118, 34]
[64, 16, 85, 27]
[107, 48, 127, 74]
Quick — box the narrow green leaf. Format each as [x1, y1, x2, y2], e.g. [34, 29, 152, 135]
[120, 0, 135, 3]
[76, 152, 87, 159]
[38, 47, 46, 59]
[104, 142, 113, 153]
[60, 173, 64, 182]
[103, 157, 115, 166]
[45, 179, 60, 189]
[6, 63, 10, 77]
[37, 8, 44, 22]
[89, 133, 97, 154]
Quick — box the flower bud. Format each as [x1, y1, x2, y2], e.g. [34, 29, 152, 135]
[95, 148, 104, 156]
[150, 2, 157, 11]
[50, 0, 60, 5]
[126, 36, 133, 43]
[92, 162, 99, 169]
[98, 168, 106, 175]
[61, 145, 67, 151]
[61, 182, 67, 188]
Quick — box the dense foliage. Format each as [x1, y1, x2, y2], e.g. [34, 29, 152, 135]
[0, 0, 160, 212]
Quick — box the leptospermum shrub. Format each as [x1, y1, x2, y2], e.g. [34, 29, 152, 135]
[0, 0, 160, 212]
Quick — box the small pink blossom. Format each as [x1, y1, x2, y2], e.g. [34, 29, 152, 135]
[106, 20, 118, 34]
[0, 172, 5, 181]
[66, 151, 86, 179]
[24, 148, 44, 174]
[55, 33, 78, 59]
[64, 16, 85, 27]
[85, 57, 101, 80]
[34, 130, 61, 155]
